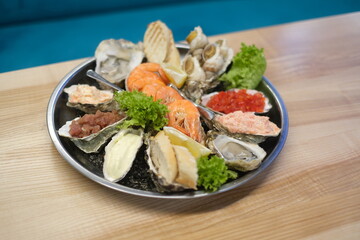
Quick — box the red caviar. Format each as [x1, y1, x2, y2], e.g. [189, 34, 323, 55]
[206, 89, 265, 114]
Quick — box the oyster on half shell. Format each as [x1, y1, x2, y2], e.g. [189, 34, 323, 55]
[213, 111, 281, 143]
[146, 131, 198, 192]
[95, 39, 144, 88]
[206, 131, 266, 172]
[201, 88, 272, 114]
[64, 84, 118, 113]
[58, 112, 126, 153]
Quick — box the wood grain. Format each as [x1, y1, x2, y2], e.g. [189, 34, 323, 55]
[1, 12, 360, 240]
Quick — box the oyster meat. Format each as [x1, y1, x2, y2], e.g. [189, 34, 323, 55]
[103, 128, 144, 182]
[64, 84, 118, 113]
[207, 131, 266, 172]
[95, 39, 144, 88]
[146, 131, 198, 192]
[58, 111, 126, 153]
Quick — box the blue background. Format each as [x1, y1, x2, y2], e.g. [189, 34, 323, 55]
[0, 0, 359, 73]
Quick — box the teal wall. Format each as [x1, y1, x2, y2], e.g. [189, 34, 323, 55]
[0, 0, 359, 73]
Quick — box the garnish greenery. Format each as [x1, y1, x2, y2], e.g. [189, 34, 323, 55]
[219, 42, 266, 89]
[114, 91, 169, 131]
[197, 155, 238, 192]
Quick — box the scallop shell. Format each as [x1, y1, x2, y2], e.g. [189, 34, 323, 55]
[58, 115, 125, 153]
[103, 128, 144, 182]
[206, 131, 266, 172]
[64, 84, 118, 113]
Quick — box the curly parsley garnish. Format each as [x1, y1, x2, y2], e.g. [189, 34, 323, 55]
[197, 155, 238, 192]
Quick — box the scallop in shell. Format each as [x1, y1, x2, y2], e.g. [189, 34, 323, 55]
[58, 111, 126, 153]
[95, 39, 144, 88]
[206, 131, 266, 172]
[103, 128, 144, 182]
[64, 84, 118, 113]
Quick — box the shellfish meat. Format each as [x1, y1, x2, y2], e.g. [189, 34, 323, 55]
[58, 111, 126, 153]
[206, 131, 266, 172]
[64, 84, 118, 113]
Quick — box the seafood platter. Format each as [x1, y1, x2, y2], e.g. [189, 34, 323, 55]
[47, 21, 288, 199]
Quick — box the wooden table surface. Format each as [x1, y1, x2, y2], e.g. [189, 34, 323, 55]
[1, 12, 360, 240]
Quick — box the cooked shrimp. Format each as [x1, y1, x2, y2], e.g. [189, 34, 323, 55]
[126, 63, 169, 91]
[167, 99, 205, 143]
[141, 82, 164, 98]
[155, 86, 183, 106]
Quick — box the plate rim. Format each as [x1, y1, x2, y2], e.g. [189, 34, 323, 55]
[46, 47, 289, 199]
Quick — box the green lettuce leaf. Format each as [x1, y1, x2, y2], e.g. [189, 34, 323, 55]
[220, 43, 266, 89]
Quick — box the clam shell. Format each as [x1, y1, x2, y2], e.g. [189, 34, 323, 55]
[58, 116, 125, 153]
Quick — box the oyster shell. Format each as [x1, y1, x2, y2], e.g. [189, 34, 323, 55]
[58, 112, 126, 153]
[95, 39, 144, 88]
[64, 84, 118, 113]
[206, 131, 266, 172]
[201, 88, 272, 114]
[103, 128, 144, 182]
[146, 131, 198, 192]
[213, 111, 281, 143]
